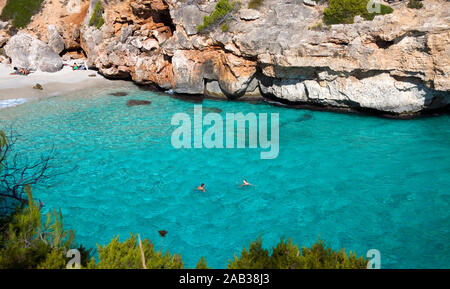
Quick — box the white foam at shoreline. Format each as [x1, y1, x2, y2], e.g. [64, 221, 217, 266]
[0, 98, 28, 109]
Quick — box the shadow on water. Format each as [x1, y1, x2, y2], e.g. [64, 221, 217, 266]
[169, 93, 204, 104]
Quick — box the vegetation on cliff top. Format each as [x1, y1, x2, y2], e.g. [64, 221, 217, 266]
[197, 0, 240, 33]
[89, 1, 105, 29]
[408, 0, 424, 9]
[323, 0, 393, 25]
[0, 0, 44, 28]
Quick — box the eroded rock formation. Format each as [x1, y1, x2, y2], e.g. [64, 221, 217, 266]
[1, 0, 449, 115]
[5, 33, 63, 72]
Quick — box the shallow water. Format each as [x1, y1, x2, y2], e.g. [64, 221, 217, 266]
[1, 86, 449, 268]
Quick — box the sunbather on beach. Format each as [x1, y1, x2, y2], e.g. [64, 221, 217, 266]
[10, 67, 30, 76]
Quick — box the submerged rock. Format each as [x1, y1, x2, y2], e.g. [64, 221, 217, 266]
[110, 91, 128, 96]
[297, 113, 313, 122]
[203, 107, 222, 114]
[126, 99, 152, 106]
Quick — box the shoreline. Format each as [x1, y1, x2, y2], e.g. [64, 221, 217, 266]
[0, 63, 132, 109]
[1, 63, 448, 119]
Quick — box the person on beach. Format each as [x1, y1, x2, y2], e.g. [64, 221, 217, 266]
[10, 67, 30, 76]
[240, 179, 254, 187]
[196, 183, 206, 192]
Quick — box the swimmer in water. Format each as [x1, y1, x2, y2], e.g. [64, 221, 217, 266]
[196, 183, 206, 192]
[240, 179, 254, 187]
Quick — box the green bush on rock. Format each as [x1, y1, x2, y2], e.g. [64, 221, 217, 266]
[197, 0, 239, 33]
[408, 0, 424, 9]
[89, 1, 105, 29]
[323, 0, 393, 25]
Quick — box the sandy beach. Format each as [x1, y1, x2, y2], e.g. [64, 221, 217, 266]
[0, 63, 133, 109]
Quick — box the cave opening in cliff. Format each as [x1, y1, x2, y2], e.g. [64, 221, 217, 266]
[132, 0, 176, 34]
[60, 47, 87, 60]
[157, 6, 176, 34]
[374, 38, 395, 49]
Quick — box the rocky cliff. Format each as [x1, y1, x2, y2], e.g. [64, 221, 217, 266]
[1, 0, 449, 116]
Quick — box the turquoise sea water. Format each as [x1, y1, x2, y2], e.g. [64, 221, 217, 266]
[1, 86, 449, 268]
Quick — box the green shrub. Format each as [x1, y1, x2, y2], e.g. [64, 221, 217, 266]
[197, 0, 239, 33]
[0, 0, 44, 28]
[408, 0, 423, 9]
[323, 0, 393, 25]
[248, 0, 264, 9]
[89, 1, 105, 29]
[228, 237, 367, 269]
[195, 257, 211, 269]
[221, 23, 229, 32]
[88, 233, 186, 269]
[0, 187, 76, 269]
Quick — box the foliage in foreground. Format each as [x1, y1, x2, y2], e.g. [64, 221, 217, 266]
[323, 0, 393, 25]
[0, 186, 79, 269]
[1, 128, 59, 215]
[89, 1, 105, 29]
[0, 128, 367, 269]
[197, 0, 240, 33]
[88, 234, 187, 269]
[0, 199, 367, 269]
[228, 237, 367, 269]
[0, 0, 44, 28]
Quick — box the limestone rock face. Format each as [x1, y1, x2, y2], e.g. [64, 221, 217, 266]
[172, 49, 257, 96]
[4, 33, 63, 72]
[0, 21, 8, 30]
[47, 25, 65, 54]
[17, 0, 445, 115]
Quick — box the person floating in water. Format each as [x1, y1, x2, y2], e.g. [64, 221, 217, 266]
[240, 179, 255, 187]
[196, 183, 206, 192]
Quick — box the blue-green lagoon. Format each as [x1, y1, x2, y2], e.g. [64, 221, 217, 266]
[1, 85, 449, 268]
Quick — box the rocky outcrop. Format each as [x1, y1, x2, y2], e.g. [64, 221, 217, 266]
[47, 24, 65, 54]
[73, 0, 449, 115]
[2, 0, 448, 115]
[4, 33, 63, 72]
[171, 49, 257, 96]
